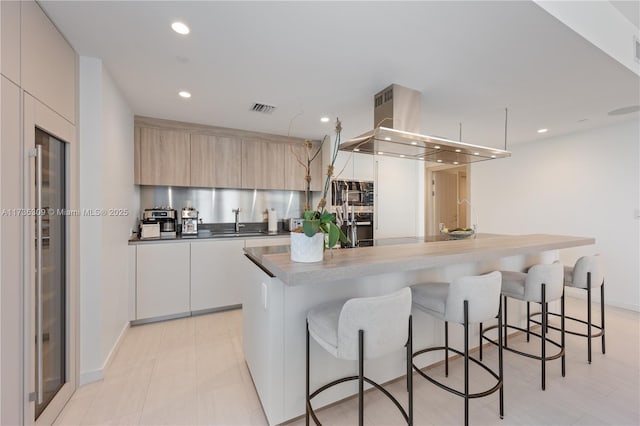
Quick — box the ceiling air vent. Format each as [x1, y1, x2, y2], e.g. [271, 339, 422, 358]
[250, 102, 277, 114]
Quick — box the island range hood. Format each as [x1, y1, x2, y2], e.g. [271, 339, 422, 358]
[340, 84, 511, 164]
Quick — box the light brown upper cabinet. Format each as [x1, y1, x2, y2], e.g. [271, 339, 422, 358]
[190, 134, 242, 188]
[284, 141, 323, 191]
[138, 127, 190, 186]
[241, 139, 285, 190]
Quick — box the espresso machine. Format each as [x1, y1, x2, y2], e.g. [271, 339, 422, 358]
[181, 207, 199, 238]
[142, 208, 177, 239]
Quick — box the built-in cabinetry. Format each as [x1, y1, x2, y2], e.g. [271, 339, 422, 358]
[284, 142, 323, 191]
[138, 127, 190, 186]
[374, 155, 420, 238]
[132, 236, 289, 322]
[1, 2, 78, 424]
[136, 243, 191, 320]
[242, 139, 285, 190]
[190, 134, 242, 188]
[20, 1, 77, 124]
[134, 116, 322, 190]
[333, 151, 375, 181]
[1, 0, 21, 85]
[190, 239, 246, 312]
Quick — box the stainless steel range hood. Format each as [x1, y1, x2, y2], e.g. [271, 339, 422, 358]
[340, 84, 511, 164]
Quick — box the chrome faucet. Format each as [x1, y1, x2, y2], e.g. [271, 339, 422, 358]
[232, 208, 244, 233]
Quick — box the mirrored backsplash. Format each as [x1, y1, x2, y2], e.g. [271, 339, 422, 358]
[139, 186, 311, 223]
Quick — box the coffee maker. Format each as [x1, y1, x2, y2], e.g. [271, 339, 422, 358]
[142, 208, 177, 239]
[181, 207, 198, 238]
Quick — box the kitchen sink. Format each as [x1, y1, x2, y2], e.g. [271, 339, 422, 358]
[207, 231, 266, 238]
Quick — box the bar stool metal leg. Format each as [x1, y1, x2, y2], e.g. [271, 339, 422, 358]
[464, 301, 469, 426]
[358, 329, 364, 426]
[445, 322, 449, 377]
[407, 316, 413, 425]
[498, 298, 504, 419]
[541, 283, 547, 390]
[601, 281, 606, 355]
[504, 296, 508, 349]
[526, 302, 530, 342]
[587, 272, 592, 364]
[306, 321, 310, 426]
[479, 322, 483, 361]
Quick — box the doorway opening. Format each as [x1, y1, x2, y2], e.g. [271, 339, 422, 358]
[424, 165, 471, 236]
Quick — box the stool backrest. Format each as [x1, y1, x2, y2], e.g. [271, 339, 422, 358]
[337, 287, 412, 361]
[445, 271, 502, 324]
[571, 255, 604, 288]
[524, 263, 564, 302]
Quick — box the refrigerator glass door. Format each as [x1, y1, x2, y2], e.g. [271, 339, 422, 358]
[34, 128, 66, 419]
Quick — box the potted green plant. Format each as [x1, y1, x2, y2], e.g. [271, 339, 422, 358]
[290, 118, 348, 262]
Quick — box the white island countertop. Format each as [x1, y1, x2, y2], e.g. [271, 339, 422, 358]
[244, 233, 595, 286]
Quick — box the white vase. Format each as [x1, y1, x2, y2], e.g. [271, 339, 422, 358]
[290, 232, 324, 263]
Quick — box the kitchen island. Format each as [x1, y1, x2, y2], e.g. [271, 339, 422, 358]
[242, 234, 594, 425]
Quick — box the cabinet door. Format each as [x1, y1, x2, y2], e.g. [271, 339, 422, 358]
[353, 153, 375, 181]
[284, 141, 323, 191]
[242, 139, 285, 189]
[1, 0, 20, 84]
[332, 150, 354, 180]
[136, 243, 190, 320]
[139, 127, 190, 186]
[190, 134, 242, 188]
[1, 75, 21, 426]
[244, 236, 291, 248]
[21, 1, 76, 124]
[374, 155, 418, 238]
[190, 239, 246, 311]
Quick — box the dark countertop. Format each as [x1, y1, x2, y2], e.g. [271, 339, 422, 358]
[129, 230, 290, 245]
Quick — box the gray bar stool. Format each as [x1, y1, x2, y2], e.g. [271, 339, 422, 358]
[306, 287, 413, 425]
[412, 271, 503, 426]
[529, 255, 605, 363]
[482, 262, 565, 390]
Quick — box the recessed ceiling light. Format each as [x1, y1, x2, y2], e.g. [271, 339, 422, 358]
[320, 117, 330, 123]
[455, 149, 461, 153]
[537, 128, 548, 133]
[453, 161, 459, 165]
[434, 145, 441, 149]
[384, 137, 391, 141]
[473, 152, 480, 156]
[171, 22, 190, 35]
[410, 141, 418, 145]
[178, 91, 191, 98]
[418, 157, 424, 160]
[377, 151, 384, 155]
[490, 155, 497, 158]
[353, 148, 360, 152]
[400, 155, 406, 158]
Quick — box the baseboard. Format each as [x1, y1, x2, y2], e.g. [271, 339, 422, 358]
[79, 369, 104, 385]
[78, 321, 130, 386]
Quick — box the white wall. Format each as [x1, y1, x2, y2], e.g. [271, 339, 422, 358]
[471, 119, 640, 311]
[79, 57, 136, 384]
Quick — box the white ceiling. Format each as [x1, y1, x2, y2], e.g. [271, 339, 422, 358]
[41, 1, 639, 148]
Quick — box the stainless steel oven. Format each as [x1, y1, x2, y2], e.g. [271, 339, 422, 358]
[354, 212, 374, 247]
[331, 180, 374, 207]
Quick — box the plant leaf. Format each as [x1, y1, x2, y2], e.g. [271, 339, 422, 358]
[302, 219, 320, 237]
[327, 222, 340, 248]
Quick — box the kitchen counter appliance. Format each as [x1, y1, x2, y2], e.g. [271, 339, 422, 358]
[142, 208, 176, 239]
[181, 207, 199, 238]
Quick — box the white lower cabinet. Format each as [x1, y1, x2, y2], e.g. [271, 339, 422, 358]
[190, 239, 246, 311]
[136, 243, 190, 320]
[134, 236, 290, 322]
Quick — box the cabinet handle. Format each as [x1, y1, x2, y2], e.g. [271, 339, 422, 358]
[35, 145, 44, 405]
[374, 160, 379, 231]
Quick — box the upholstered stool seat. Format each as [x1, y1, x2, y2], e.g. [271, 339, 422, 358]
[531, 255, 605, 363]
[306, 287, 413, 425]
[482, 263, 565, 391]
[412, 271, 503, 426]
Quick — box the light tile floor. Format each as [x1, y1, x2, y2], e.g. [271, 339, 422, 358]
[55, 298, 640, 425]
